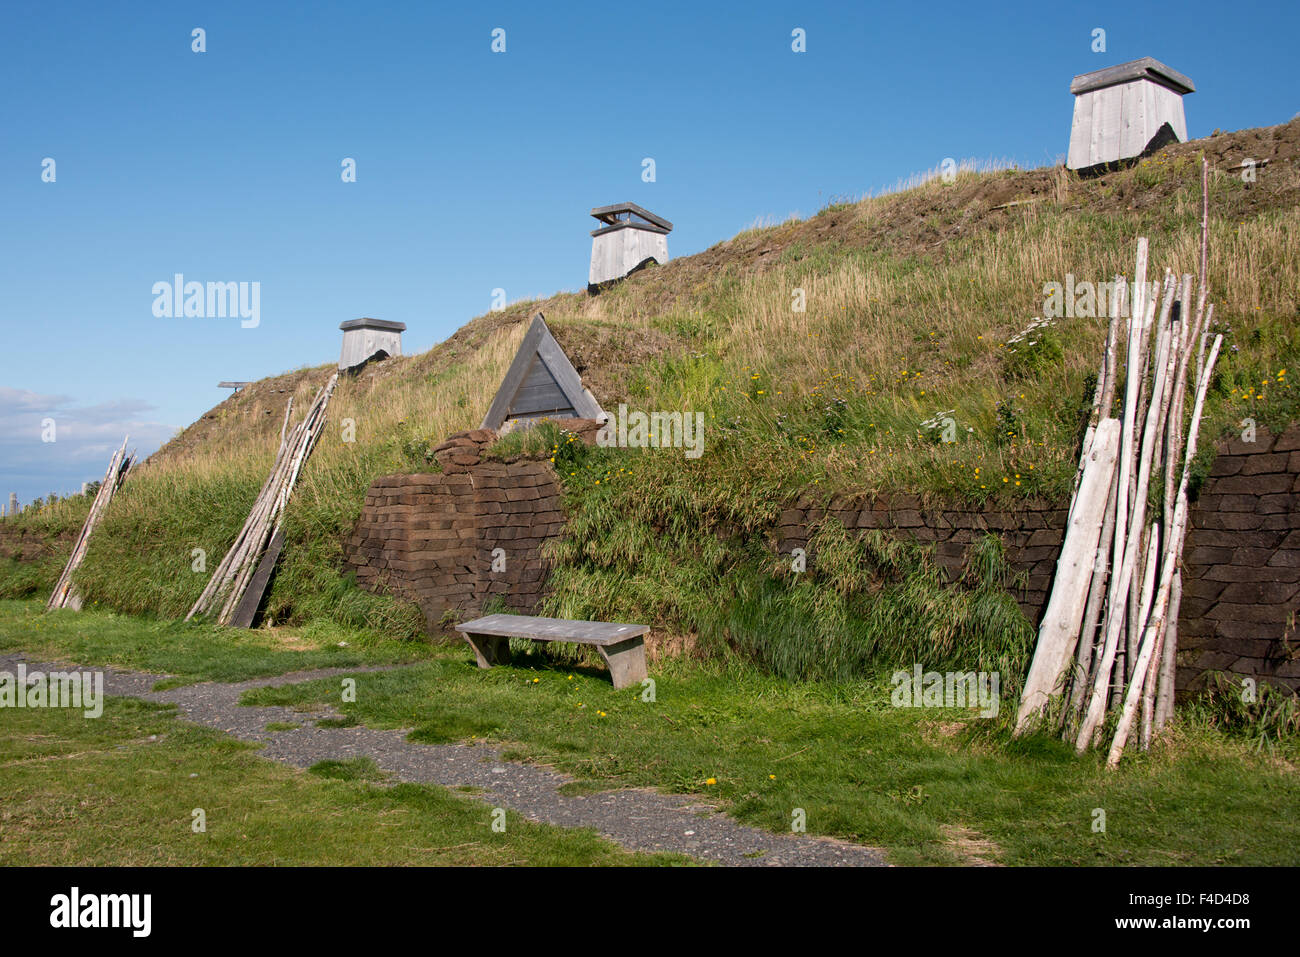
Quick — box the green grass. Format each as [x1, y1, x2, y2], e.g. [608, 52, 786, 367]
[0, 555, 67, 601]
[542, 448, 1036, 683]
[0, 599, 435, 687]
[2, 604, 1294, 866]
[307, 757, 389, 782]
[0, 493, 91, 599]
[241, 644, 1300, 866]
[0, 695, 686, 866]
[61, 461, 428, 640]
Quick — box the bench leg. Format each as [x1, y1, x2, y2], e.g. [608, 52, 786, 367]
[463, 633, 511, 669]
[597, 637, 647, 690]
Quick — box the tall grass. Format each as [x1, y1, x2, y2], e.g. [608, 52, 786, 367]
[541, 430, 1032, 682]
[872, 156, 1020, 197]
[1184, 672, 1300, 751]
[0, 493, 92, 598]
[717, 525, 1033, 683]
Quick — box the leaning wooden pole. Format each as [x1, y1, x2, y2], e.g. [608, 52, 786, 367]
[1017, 158, 1219, 761]
[1075, 265, 1155, 752]
[1064, 473, 1119, 733]
[186, 420, 295, 619]
[47, 437, 132, 611]
[186, 374, 337, 626]
[1015, 418, 1121, 735]
[1107, 335, 1223, 767]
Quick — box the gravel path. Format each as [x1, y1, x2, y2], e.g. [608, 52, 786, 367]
[1, 653, 887, 867]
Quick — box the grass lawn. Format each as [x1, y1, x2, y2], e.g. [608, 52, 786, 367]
[2, 600, 1296, 866]
[241, 645, 1300, 867]
[0, 692, 685, 866]
[0, 599, 433, 688]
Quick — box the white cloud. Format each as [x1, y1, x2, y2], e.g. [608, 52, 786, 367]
[0, 387, 178, 504]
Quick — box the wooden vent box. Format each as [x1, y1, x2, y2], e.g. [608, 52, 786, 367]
[1067, 57, 1195, 173]
[588, 202, 672, 292]
[338, 317, 405, 372]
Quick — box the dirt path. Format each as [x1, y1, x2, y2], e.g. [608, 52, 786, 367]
[1, 654, 887, 867]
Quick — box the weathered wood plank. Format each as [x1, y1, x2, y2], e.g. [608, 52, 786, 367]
[589, 227, 669, 287]
[520, 357, 560, 389]
[480, 315, 549, 430]
[1069, 56, 1194, 96]
[339, 318, 405, 371]
[508, 357, 572, 413]
[227, 528, 285, 629]
[1068, 63, 1193, 171]
[589, 221, 671, 238]
[589, 202, 673, 231]
[1014, 418, 1121, 734]
[480, 313, 603, 430]
[534, 331, 603, 419]
[456, 613, 649, 645]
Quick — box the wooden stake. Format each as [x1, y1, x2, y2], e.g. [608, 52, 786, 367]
[1155, 575, 1182, 729]
[1107, 334, 1222, 766]
[47, 437, 132, 611]
[1064, 475, 1118, 733]
[187, 374, 337, 625]
[1076, 243, 1156, 751]
[1015, 418, 1121, 735]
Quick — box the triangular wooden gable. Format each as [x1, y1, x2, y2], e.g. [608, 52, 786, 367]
[480, 313, 603, 430]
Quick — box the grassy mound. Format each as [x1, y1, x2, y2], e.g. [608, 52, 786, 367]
[4, 119, 1297, 680]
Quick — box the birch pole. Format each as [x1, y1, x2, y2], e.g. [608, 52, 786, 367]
[1108, 335, 1223, 766]
[1108, 255, 1147, 687]
[1068, 316, 1117, 518]
[1015, 418, 1121, 734]
[1004, 162, 1218, 753]
[1155, 577, 1182, 730]
[1060, 302, 1123, 726]
[187, 374, 337, 624]
[47, 437, 133, 611]
[1064, 476, 1118, 732]
[1149, 166, 1213, 729]
[1075, 247, 1154, 751]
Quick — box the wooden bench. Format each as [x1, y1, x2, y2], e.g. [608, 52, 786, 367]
[454, 613, 649, 689]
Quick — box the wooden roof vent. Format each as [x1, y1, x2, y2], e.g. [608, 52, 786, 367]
[480, 313, 603, 432]
[1067, 57, 1195, 173]
[339, 317, 405, 372]
[588, 202, 673, 292]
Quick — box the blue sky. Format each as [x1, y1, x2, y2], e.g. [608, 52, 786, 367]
[1, 0, 1296, 506]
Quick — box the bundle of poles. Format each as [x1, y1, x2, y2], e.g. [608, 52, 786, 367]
[186, 373, 337, 625]
[1014, 159, 1223, 767]
[47, 436, 135, 611]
